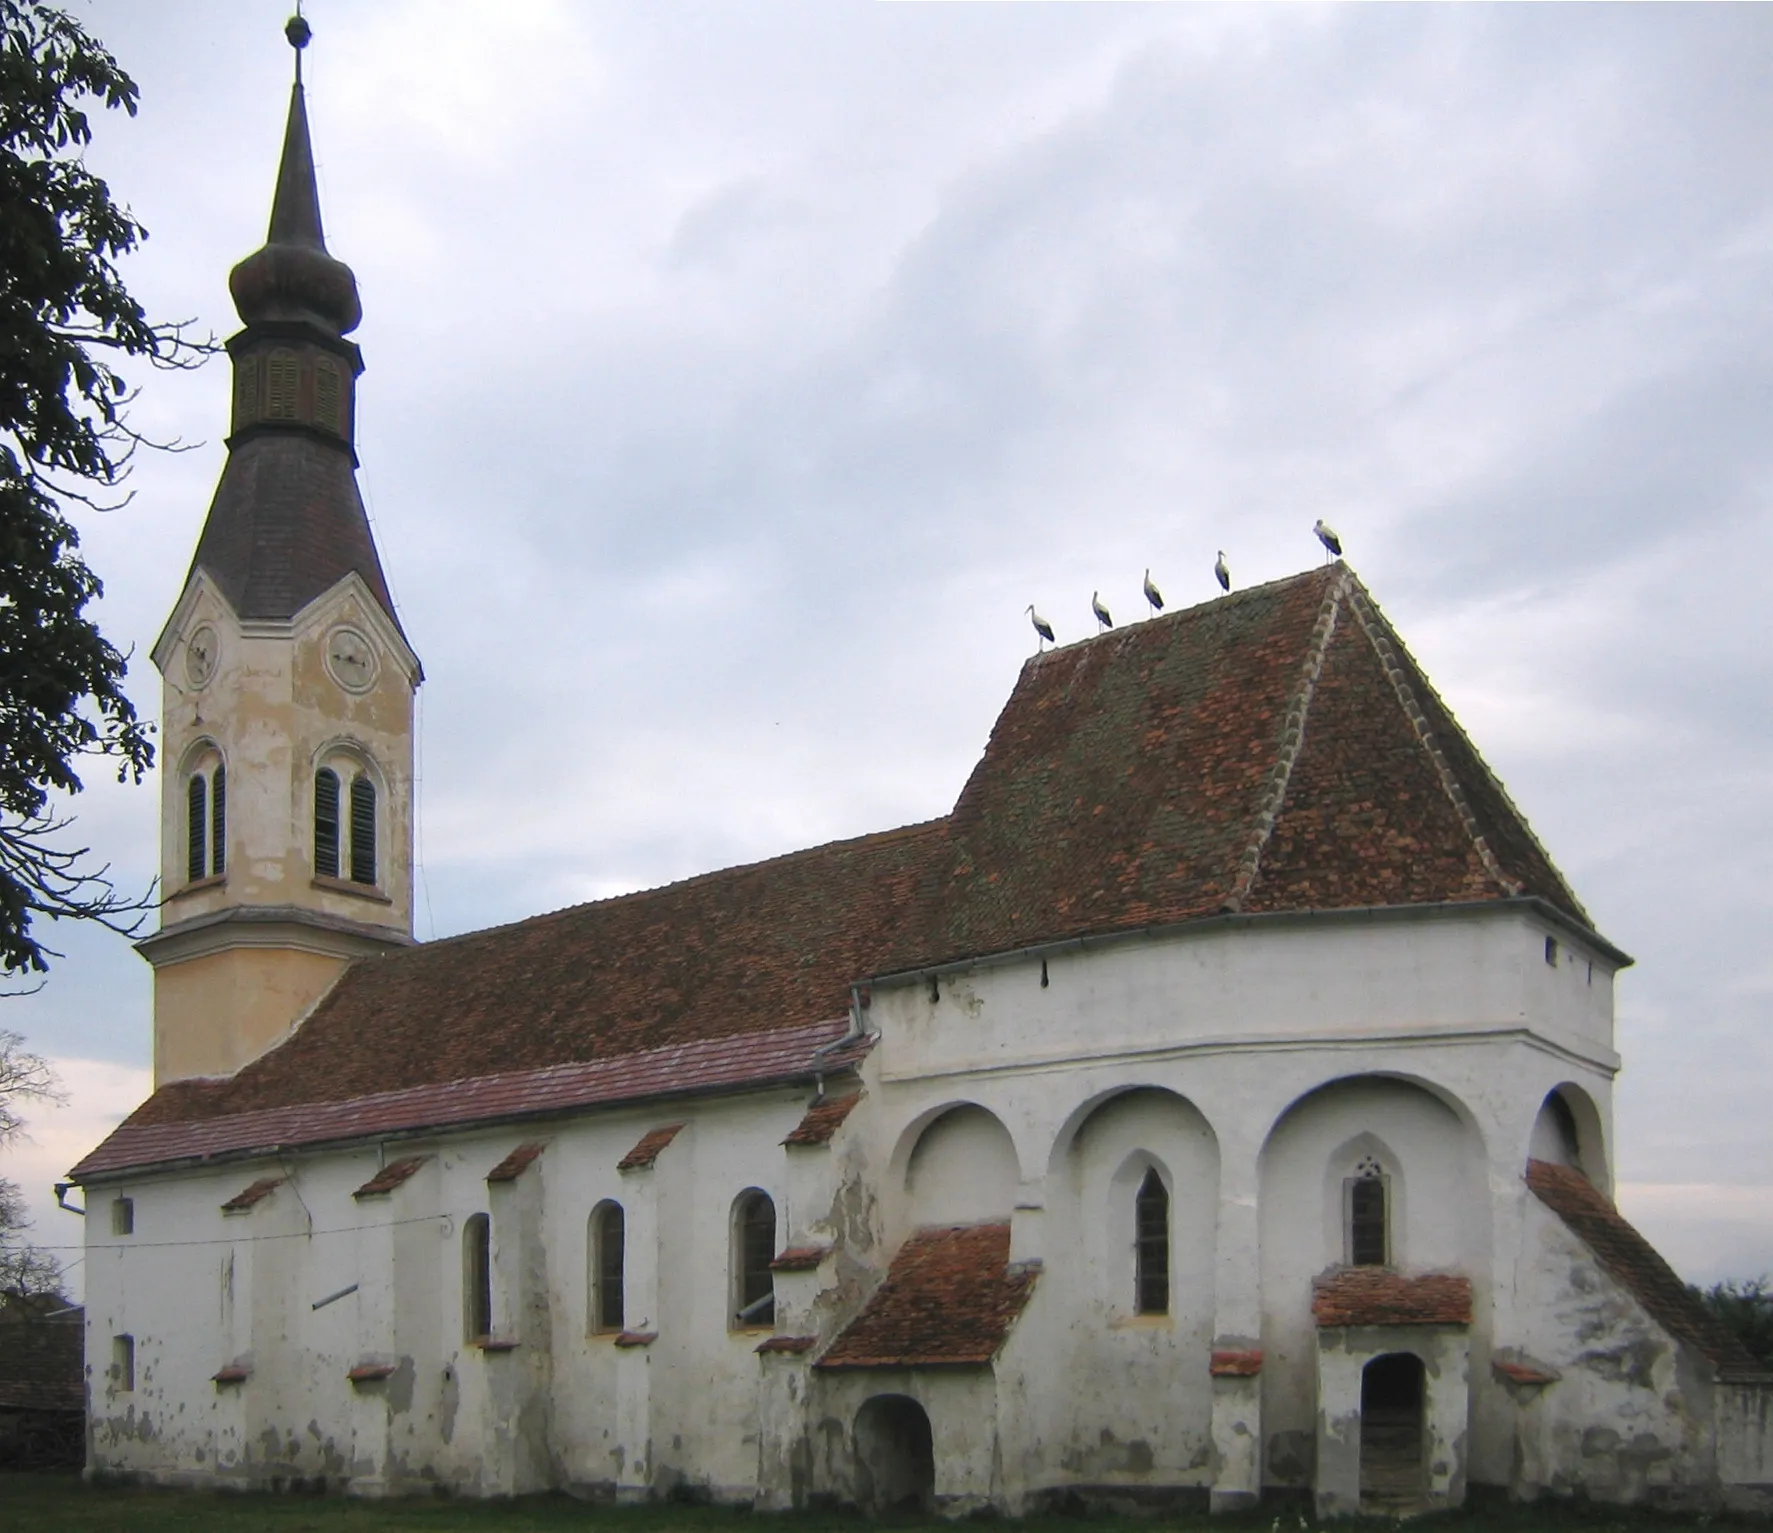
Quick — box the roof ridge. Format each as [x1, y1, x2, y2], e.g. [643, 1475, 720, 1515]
[1222, 568, 1349, 913]
[377, 816, 951, 961]
[1341, 577, 1524, 901]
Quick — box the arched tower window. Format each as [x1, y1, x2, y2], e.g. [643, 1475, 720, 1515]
[185, 757, 226, 883]
[314, 767, 341, 879]
[314, 760, 379, 888]
[590, 1201, 625, 1334]
[1349, 1157, 1389, 1267]
[1134, 1167, 1170, 1315]
[731, 1189, 776, 1328]
[349, 775, 376, 885]
[463, 1212, 492, 1341]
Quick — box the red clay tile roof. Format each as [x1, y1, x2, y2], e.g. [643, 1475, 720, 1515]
[617, 1124, 684, 1171]
[219, 1176, 284, 1212]
[770, 1244, 831, 1272]
[80, 566, 1601, 1180]
[1312, 1269, 1473, 1327]
[0, 1315, 83, 1412]
[816, 1224, 1038, 1370]
[756, 1335, 817, 1355]
[1210, 1349, 1264, 1377]
[783, 1091, 862, 1147]
[1526, 1159, 1761, 1377]
[352, 1156, 427, 1199]
[485, 1143, 545, 1182]
[72, 1021, 864, 1178]
[906, 567, 1585, 971]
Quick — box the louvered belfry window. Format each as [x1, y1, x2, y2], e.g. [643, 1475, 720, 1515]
[314, 768, 341, 878]
[1134, 1168, 1171, 1315]
[210, 763, 226, 877]
[187, 774, 208, 883]
[266, 349, 299, 420]
[313, 358, 341, 435]
[232, 355, 258, 430]
[349, 775, 376, 885]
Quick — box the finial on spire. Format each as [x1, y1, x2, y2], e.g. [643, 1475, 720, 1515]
[286, 11, 311, 84]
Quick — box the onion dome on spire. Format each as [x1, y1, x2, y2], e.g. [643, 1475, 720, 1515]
[227, 15, 361, 336]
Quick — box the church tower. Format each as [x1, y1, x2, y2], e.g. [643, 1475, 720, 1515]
[140, 18, 421, 1086]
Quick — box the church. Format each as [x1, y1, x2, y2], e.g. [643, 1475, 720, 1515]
[71, 23, 1773, 1516]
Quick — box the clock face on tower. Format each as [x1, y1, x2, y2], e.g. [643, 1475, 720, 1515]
[185, 625, 218, 688]
[324, 625, 378, 693]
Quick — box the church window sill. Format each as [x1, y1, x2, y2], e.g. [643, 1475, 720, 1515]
[469, 1336, 519, 1353]
[311, 875, 392, 906]
[613, 1330, 658, 1348]
[171, 874, 227, 901]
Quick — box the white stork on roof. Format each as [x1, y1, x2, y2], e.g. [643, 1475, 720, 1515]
[1091, 590, 1113, 630]
[1142, 568, 1164, 613]
[1214, 551, 1231, 592]
[1027, 604, 1056, 650]
[1314, 518, 1343, 559]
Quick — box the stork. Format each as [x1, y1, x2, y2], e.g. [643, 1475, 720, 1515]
[1214, 551, 1231, 593]
[1313, 518, 1342, 559]
[1142, 568, 1164, 613]
[1027, 604, 1056, 650]
[1091, 591, 1113, 630]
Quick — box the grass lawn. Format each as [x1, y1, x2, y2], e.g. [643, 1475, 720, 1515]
[0, 1475, 1764, 1533]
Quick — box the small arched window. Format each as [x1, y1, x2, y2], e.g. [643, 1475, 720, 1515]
[186, 762, 226, 883]
[732, 1189, 776, 1328]
[464, 1212, 493, 1341]
[590, 1201, 625, 1333]
[314, 768, 341, 879]
[1349, 1159, 1389, 1267]
[1134, 1167, 1170, 1315]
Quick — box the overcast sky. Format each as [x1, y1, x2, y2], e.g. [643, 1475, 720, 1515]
[8, 1, 1772, 1291]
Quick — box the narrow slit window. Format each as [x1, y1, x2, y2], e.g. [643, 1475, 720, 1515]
[349, 775, 376, 886]
[211, 763, 226, 877]
[1350, 1172, 1388, 1267]
[314, 768, 340, 878]
[112, 1334, 135, 1392]
[1134, 1168, 1170, 1315]
[733, 1190, 776, 1328]
[187, 774, 208, 883]
[464, 1213, 492, 1341]
[592, 1202, 625, 1333]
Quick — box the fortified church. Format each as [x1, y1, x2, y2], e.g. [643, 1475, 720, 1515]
[73, 23, 1773, 1516]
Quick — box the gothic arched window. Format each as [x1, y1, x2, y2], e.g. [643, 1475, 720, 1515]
[731, 1189, 776, 1328]
[1134, 1167, 1170, 1315]
[1349, 1157, 1389, 1267]
[314, 761, 379, 887]
[266, 348, 299, 420]
[590, 1201, 625, 1334]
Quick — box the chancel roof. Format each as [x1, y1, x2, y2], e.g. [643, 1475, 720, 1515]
[78, 565, 1603, 1177]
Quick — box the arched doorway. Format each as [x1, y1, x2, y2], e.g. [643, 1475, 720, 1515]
[854, 1394, 934, 1514]
[1360, 1353, 1425, 1514]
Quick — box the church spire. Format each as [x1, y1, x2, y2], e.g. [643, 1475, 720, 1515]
[267, 16, 326, 252]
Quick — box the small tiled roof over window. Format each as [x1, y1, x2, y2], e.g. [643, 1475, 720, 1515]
[617, 1123, 683, 1171]
[783, 1091, 861, 1147]
[220, 1176, 284, 1212]
[76, 567, 1611, 1181]
[816, 1224, 1038, 1370]
[353, 1156, 427, 1199]
[485, 1143, 545, 1183]
[1312, 1269, 1473, 1327]
[1526, 1159, 1761, 1377]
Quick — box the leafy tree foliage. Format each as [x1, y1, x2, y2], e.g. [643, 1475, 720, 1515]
[0, 2, 211, 977]
[1691, 1277, 1773, 1368]
[0, 1029, 62, 1298]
